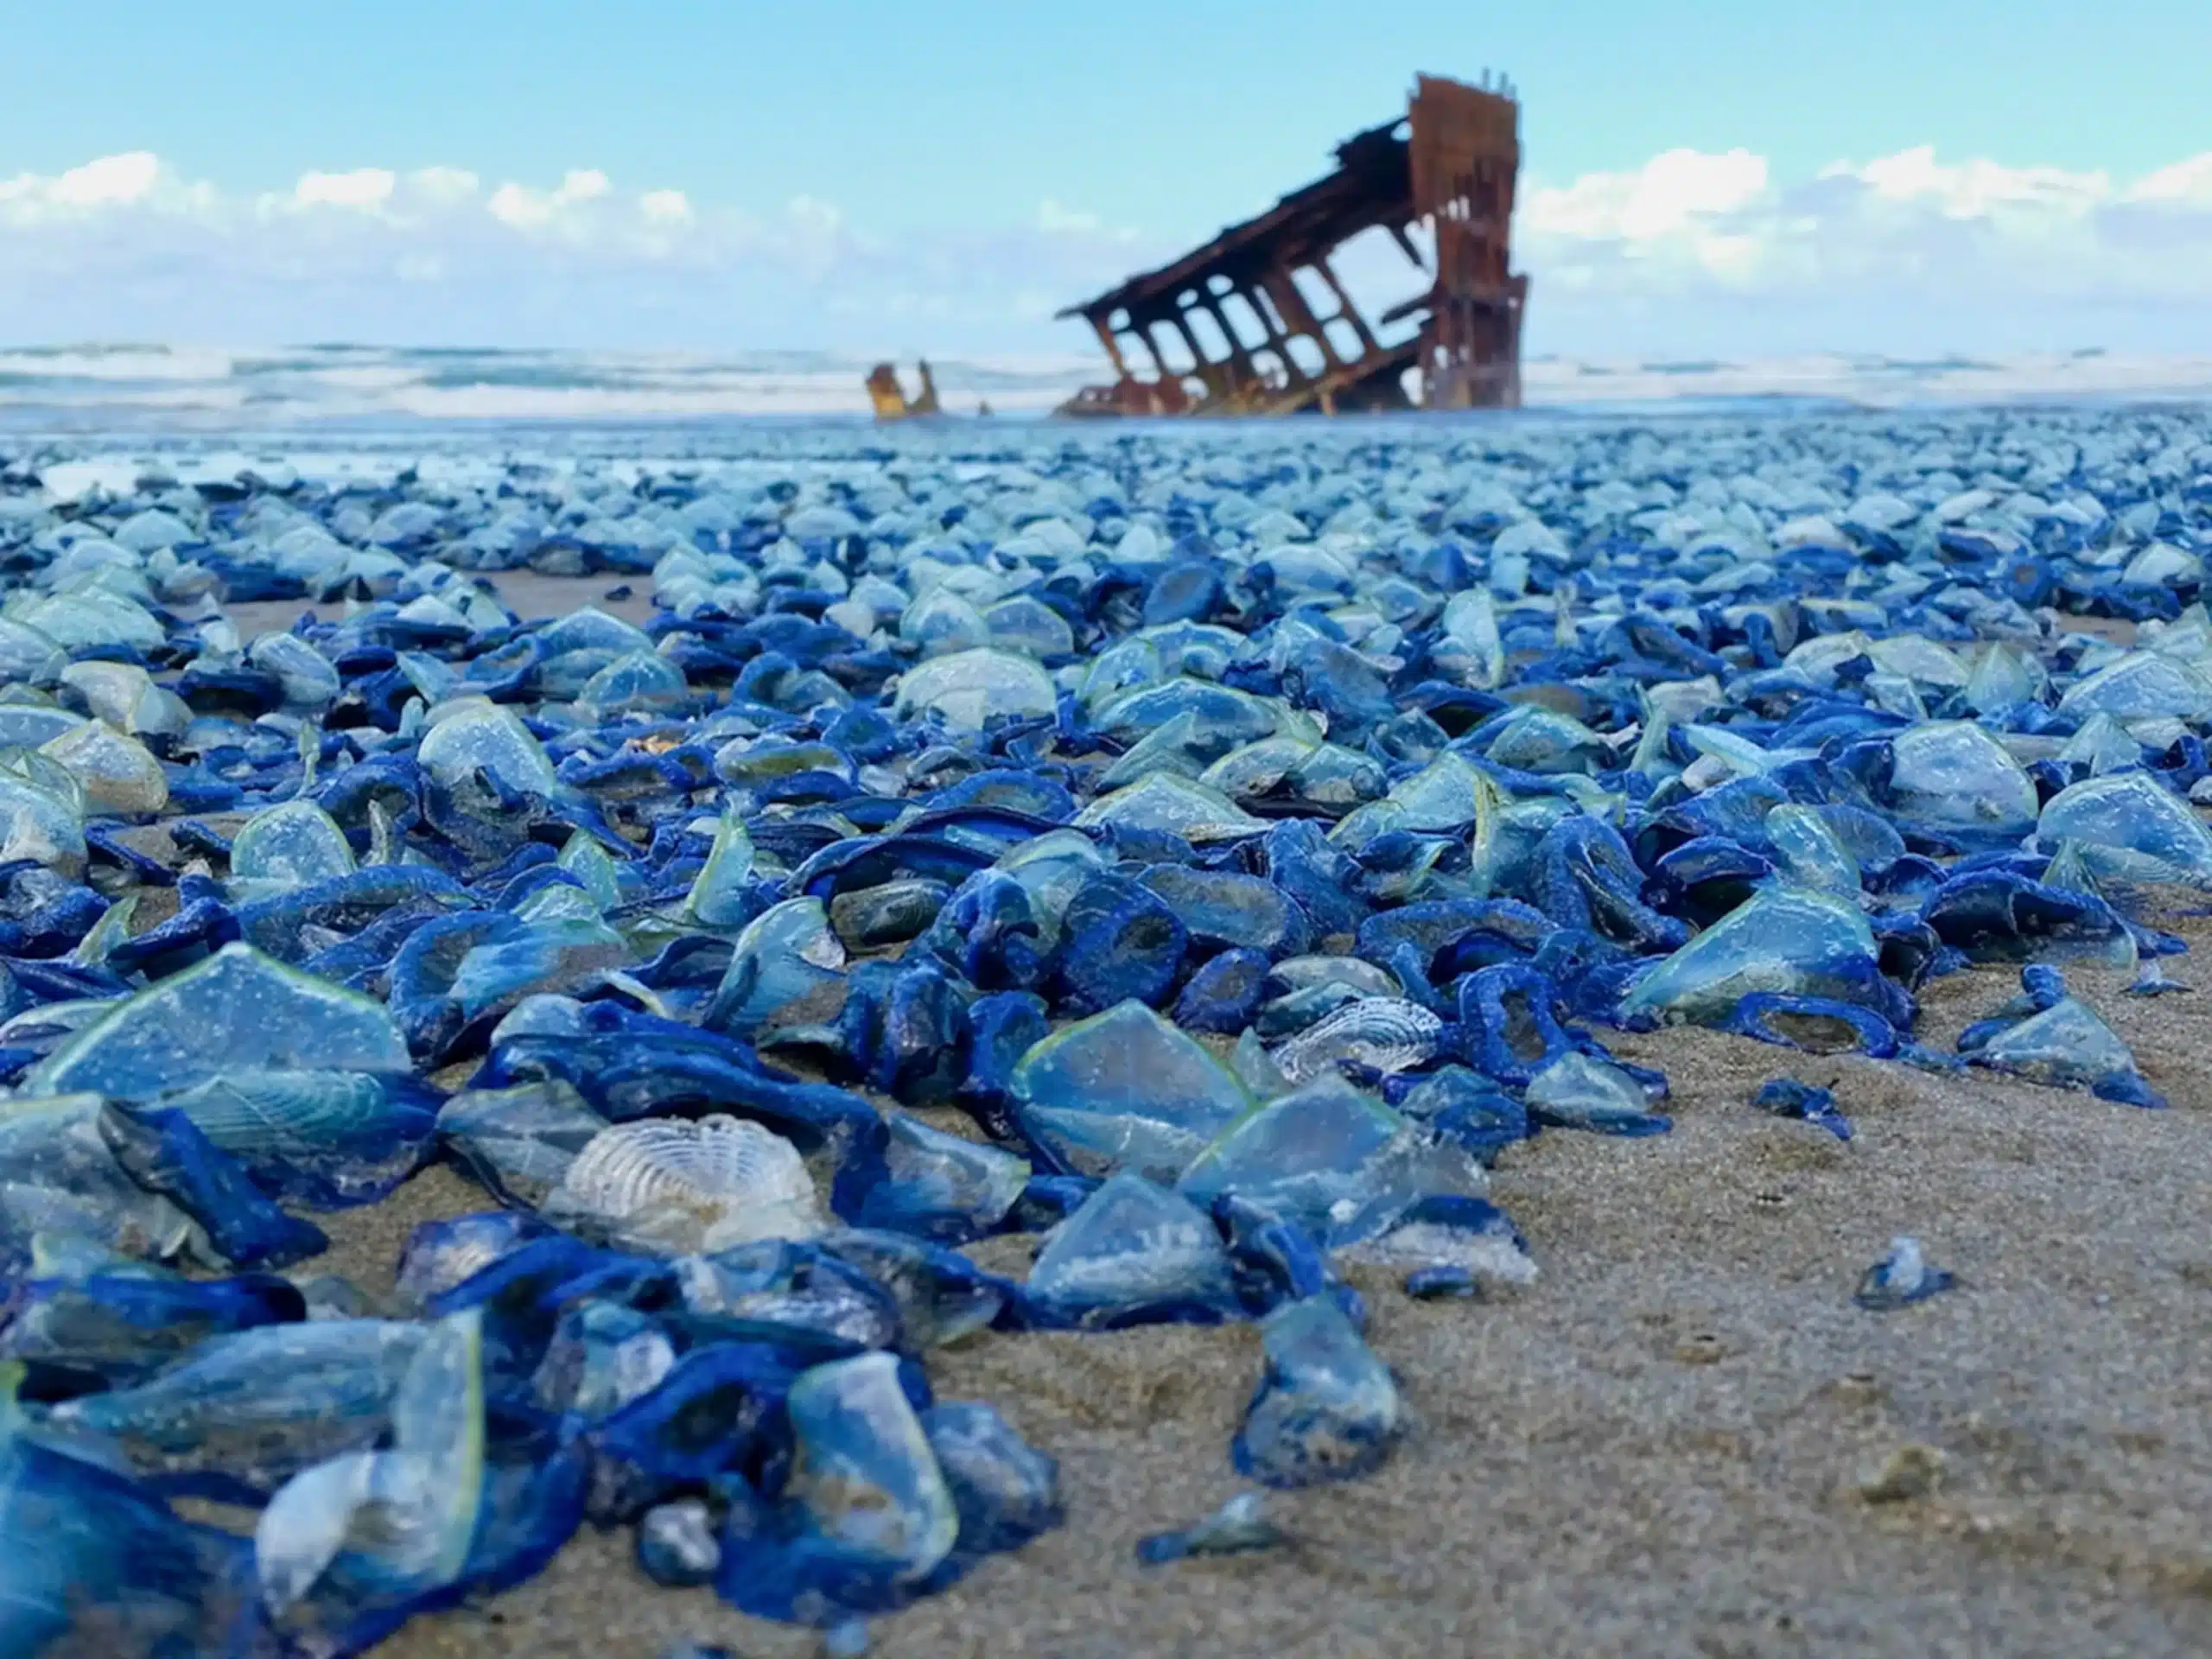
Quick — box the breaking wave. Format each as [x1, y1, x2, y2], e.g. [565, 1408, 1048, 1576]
[3, 342, 2211, 430]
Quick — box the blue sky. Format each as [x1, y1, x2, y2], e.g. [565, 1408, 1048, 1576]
[5, 1, 2210, 356]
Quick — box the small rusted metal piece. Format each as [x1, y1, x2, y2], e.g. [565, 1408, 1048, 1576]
[865, 359, 943, 420]
[1054, 73, 1527, 417]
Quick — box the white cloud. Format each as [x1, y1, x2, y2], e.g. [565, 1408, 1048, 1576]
[486, 169, 615, 229]
[2, 150, 166, 215]
[1516, 143, 2212, 352]
[2, 143, 2210, 357]
[1823, 146, 2108, 219]
[2126, 154, 2212, 207]
[1524, 148, 1769, 241]
[484, 181, 553, 229]
[294, 168, 397, 211]
[411, 166, 481, 204]
[1518, 148, 1775, 289]
[1037, 198, 1102, 234]
[50, 151, 162, 207]
[557, 168, 609, 203]
[785, 194, 842, 234]
[0, 150, 1151, 351]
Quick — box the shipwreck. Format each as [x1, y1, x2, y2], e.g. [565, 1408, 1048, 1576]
[865, 359, 942, 421]
[1055, 73, 1528, 418]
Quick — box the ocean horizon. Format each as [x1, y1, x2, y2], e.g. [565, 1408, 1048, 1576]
[6, 341, 2212, 433]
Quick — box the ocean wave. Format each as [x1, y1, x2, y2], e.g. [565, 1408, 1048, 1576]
[2, 343, 2210, 430]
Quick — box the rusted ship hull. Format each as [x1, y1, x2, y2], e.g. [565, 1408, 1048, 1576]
[1054, 73, 1527, 418]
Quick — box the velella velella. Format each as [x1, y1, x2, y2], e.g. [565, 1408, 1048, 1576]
[48, 1318, 434, 1497]
[1751, 1077, 1852, 1141]
[1009, 1000, 1255, 1181]
[253, 1309, 486, 1637]
[637, 1497, 721, 1587]
[1957, 966, 2166, 1107]
[1135, 1490, 1287, 1564]
[1620, 886, 1896, 1027]
[0, 1362, 261, 1656]
[1231, 1296, 1405, 1488]
[1266, 996, 1442, 1086]
[1020, 1171, 1243, 1329]
[1854, 1236, 1956, 1311]
[1178, 1076, 1484, 1249]
[1, 402, 2209, 1646]
[715, 1350, 960, 1622]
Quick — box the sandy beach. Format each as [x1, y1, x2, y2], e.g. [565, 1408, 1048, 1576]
[329, 939, 2212, 1657]
[64, 563, 2183, 1659]
[225, 558, 2202, 1659]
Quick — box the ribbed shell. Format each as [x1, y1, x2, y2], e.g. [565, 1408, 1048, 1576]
[1267, 997, 1443, 1086]
[543, 1115, 823, 1255]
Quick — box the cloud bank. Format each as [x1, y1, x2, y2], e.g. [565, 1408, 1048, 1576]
[3, 143, 2210, 356]
[1516, 143, 2212, 356]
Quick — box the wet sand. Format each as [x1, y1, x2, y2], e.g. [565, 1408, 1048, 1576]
[238, 577, 2212, 1657]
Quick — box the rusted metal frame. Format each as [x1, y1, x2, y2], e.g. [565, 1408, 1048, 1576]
[1121, 291, 1229, 407]
[1053, 134, 1402, 326]
[1089, 317, 1130, 379]
[1122, 246, 1344, 413]
[1128, 321, 1176, 384]
[1259, 267, 1337, 366]
[1173, 288, 1256, 395]
[1166, 303, 1243, 404]
[1311, 257, 1383, 359]
[1227, 276, 1313, 397]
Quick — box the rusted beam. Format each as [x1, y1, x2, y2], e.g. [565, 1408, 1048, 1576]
[1311, 257, 1381, 358]
[1090, 318, 1129, 379]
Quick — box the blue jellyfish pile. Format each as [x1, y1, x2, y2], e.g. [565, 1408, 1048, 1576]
[0, 405, 2209, 1653]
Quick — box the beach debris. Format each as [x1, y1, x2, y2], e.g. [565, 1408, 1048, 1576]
[1136, 1491, 1288, 1564]
[0, 401, 2208, 1646]
[1855, 1443, 1948, 1503]
[539, 1116, 825, 1254]
[1855, 1236, 1956, 1311]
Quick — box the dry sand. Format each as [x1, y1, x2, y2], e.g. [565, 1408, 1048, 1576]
[240, 574, 2212, 1656]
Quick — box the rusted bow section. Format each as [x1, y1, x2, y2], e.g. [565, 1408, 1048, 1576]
[1056, 73, 1528, 419]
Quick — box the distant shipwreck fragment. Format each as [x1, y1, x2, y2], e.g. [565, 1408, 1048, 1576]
[867, 359, 943, 421]
[1056, 73, 1528, 418]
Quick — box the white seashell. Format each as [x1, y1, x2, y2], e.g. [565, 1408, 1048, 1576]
[541, 1115, 823, 1255]
[1266, 997, 1442, 1086]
